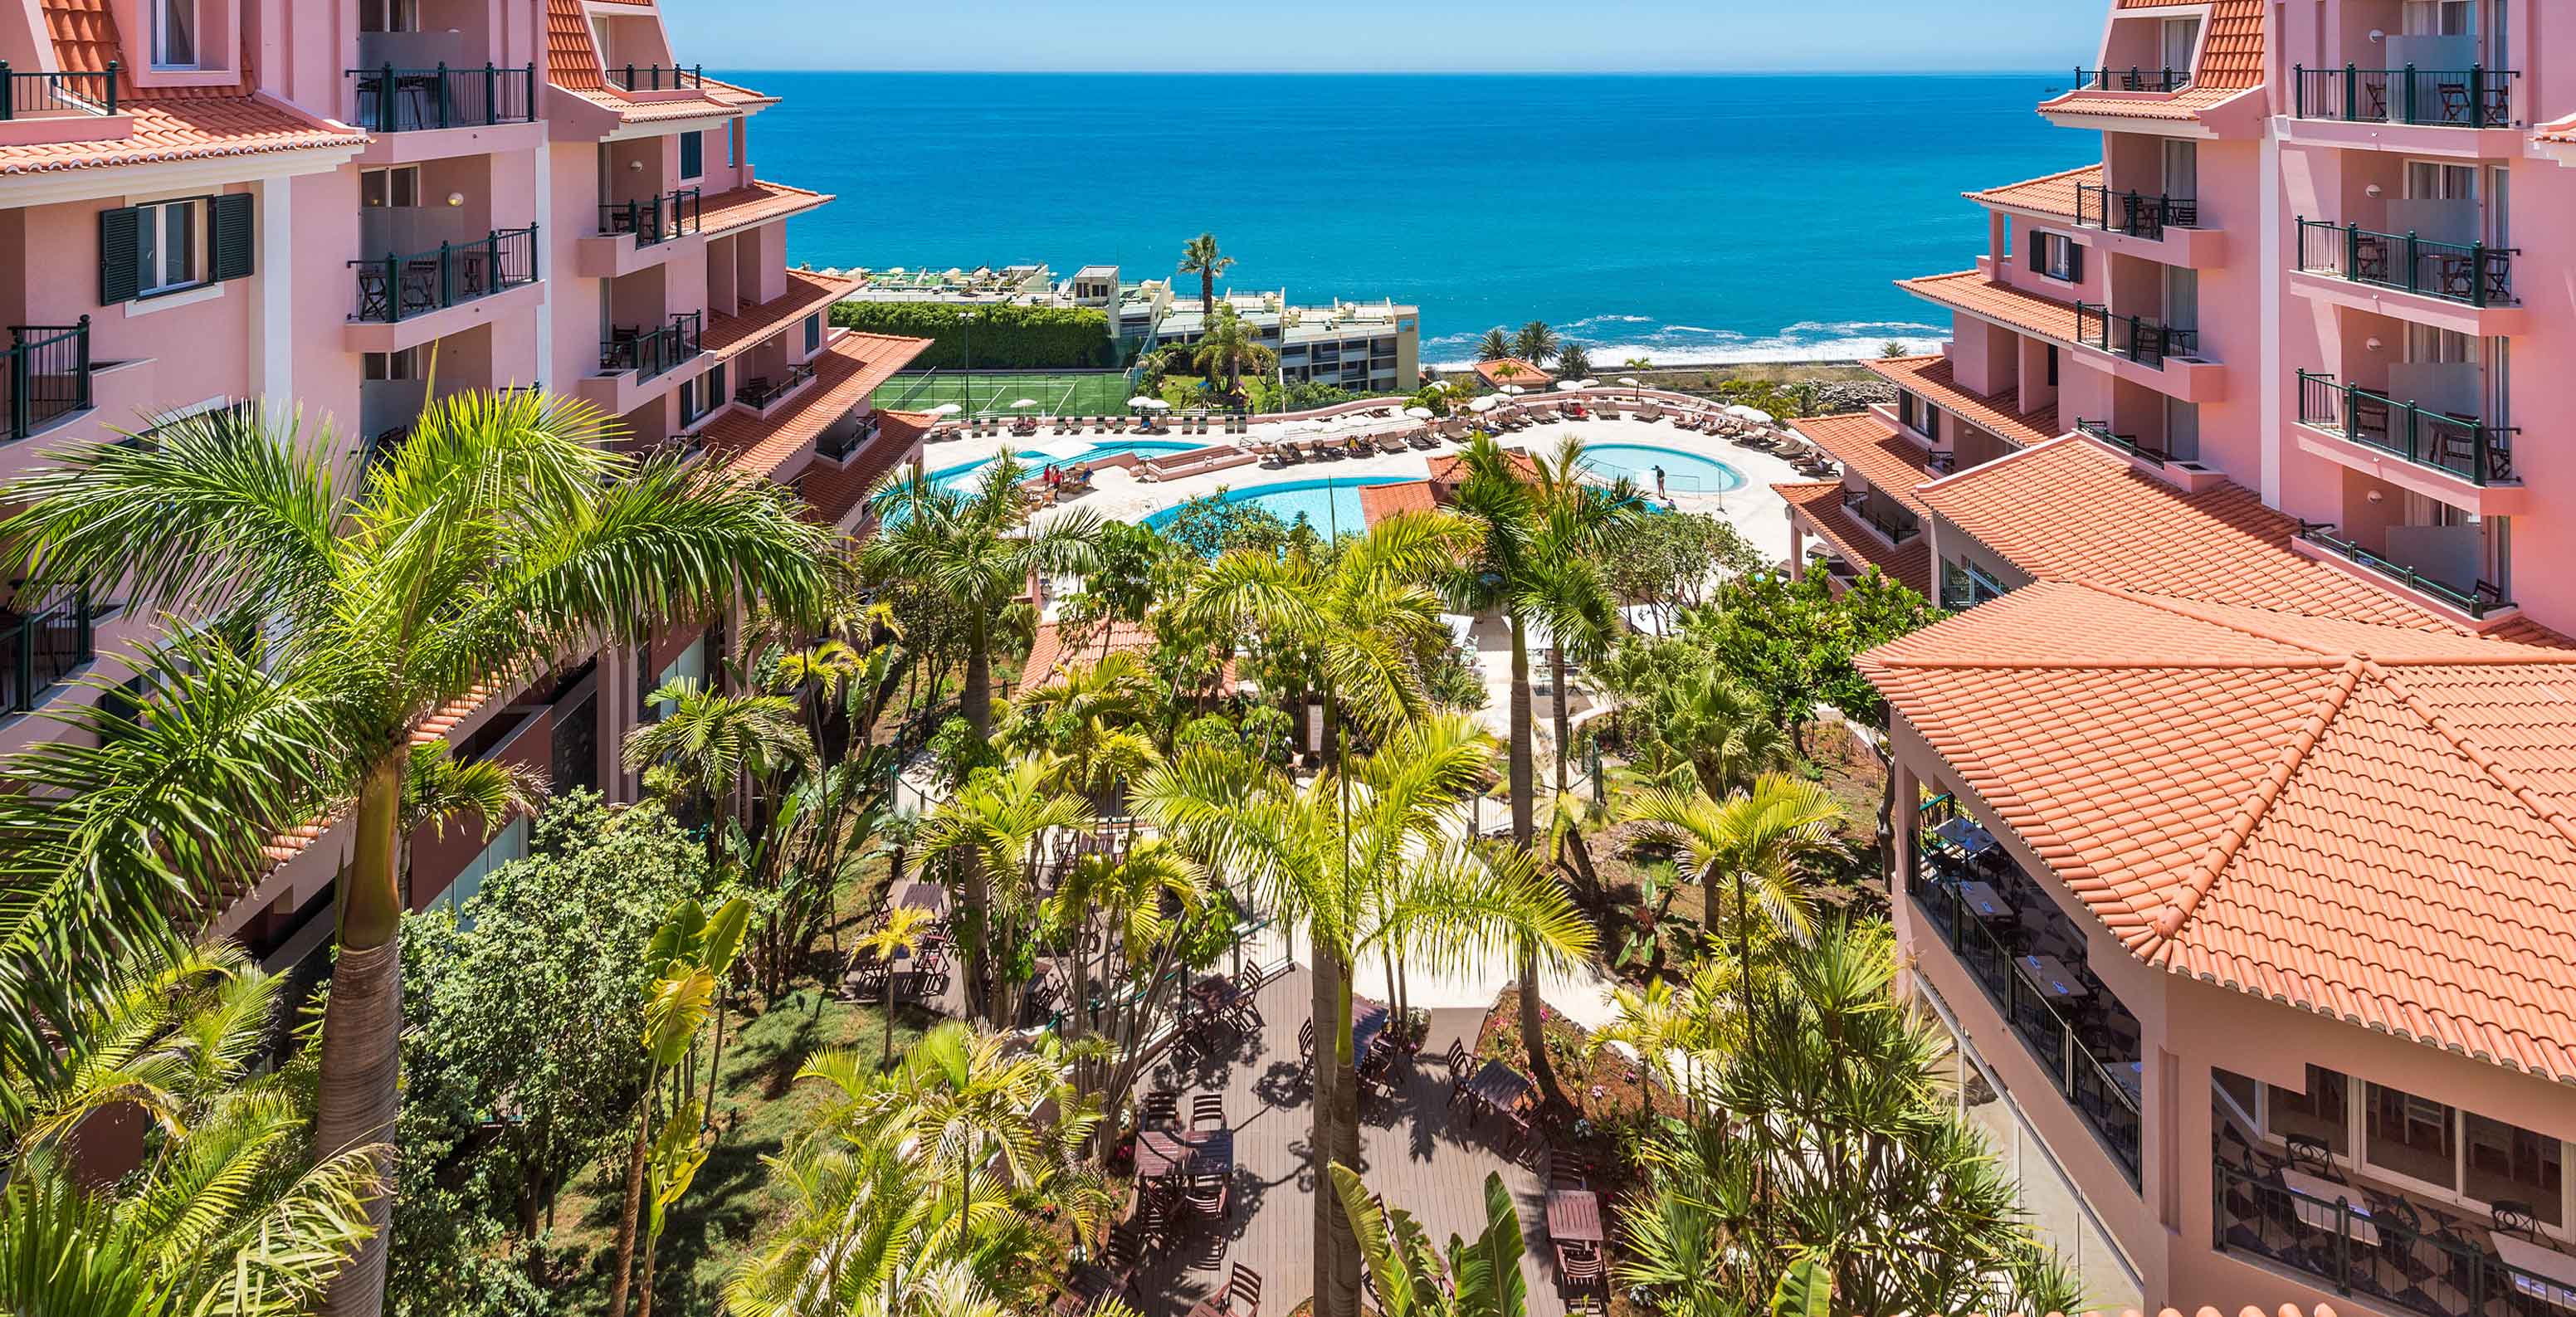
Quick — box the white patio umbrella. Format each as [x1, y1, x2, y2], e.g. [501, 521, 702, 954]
[1467, 396, 1500, 413]
[1737, 407, 1776, 426]
[1618, 375, 1641, 402]
[1127, 396, 1159, 409]
[1569, 378, 1599, 391]
[1501, 384, 1527, 397]
[1011, 398, 1040, 409]
[1138, 398, 1172, 410]
[927, 402, 963, 417]
[1404, 407, 1436, 420]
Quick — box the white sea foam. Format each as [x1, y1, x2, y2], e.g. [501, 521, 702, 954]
[1422, 316, 1951, 369]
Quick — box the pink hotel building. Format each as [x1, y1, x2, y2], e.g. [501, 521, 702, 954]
[1772, 0, 2576, 1313]
[0, 2, 930, 962]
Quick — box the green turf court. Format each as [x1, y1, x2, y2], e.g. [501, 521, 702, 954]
[879, 370, 1140, 417]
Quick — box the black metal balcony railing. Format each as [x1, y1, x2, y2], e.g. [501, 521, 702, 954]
[1841, 488, 1919, 544]
[2076, 302, 2198, 368]
[601, 313, 704, 383]
[607, 64, 705, 93]
[2297, 523, 2512, 618]
[2071, 66, 2185, 93]
[735, 360, 817, 411]
[2075, 417, 2170, 465]
[2214, 1159, 2568, 1317]
[2292, 63, 2518, 128]
[2295, 219, 2515, 307]
[0, 61, 116, 119]
[2075, 183, 2198, 240]
[1908, 841, 2142, 1183]
[2296, 372, 2515, 486]
[599, 188, 703, 247]
[4, 320, 93, 443]
[0, 592, 95, 715]
[349, 227, 540, 324]
[817, 414, 881, 464]
[347, 63, 538, 133]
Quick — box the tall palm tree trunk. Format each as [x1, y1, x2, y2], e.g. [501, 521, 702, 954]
[960, 617, 998, 1023]
[608, 1078, 655, 1317]
[1506, 617, 1568, 1110]
[319, 751, 408, 1317]
[1310, 952, 1344, 1317]
[1320, 953, 1364, 1317]
[1549, 645, 1573, 795]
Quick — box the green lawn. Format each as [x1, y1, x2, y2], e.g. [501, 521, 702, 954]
[880, 369, 1139, 417]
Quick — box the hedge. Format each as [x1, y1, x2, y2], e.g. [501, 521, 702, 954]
[827, 301, 1116, 369]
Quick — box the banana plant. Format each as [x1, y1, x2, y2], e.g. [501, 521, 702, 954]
[609, 895, 749, 1317]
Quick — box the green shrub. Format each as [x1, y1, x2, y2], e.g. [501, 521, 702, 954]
[827, 301, 1115, 369]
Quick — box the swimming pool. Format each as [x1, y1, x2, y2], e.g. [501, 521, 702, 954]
[931, 439, 1205, 490]
[1577, 443, 1748, 495]
[1142, 476, 1416, 538]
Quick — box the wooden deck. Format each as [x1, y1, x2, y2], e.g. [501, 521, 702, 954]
[1125, 965, 1589, 1317]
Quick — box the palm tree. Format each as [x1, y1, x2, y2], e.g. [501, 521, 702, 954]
[1511, 320, 1559, 367]
[1655, 671, 1793, 799]
[916, 755, 1096, 1028]
[1137, 718, 1592, 1317]
[1190, 305, 1279, 398]
[1623, 356, 1654, 370]
[5, 944, 276, 1156]
[1476, 328, 1513, 363]
[1042, 837, 1206, 1138]
[398, 740, 544, 908]
[1554, 342, 1593, 378]
[623, 676, 813, 835]
[856, 906, 937, 1071]
[0, 392, 830, 1317]
[1447, 434, 1633, 1108]
[1178, 232, 1235, 320]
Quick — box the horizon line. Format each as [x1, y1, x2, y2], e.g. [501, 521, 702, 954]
[710, 66, 2071, 77]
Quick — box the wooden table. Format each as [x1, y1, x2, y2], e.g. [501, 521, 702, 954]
[1546, 1188, 1603, 1242]
[1352, 996, 1391, 1061]
[893, 882, 949, 917]
[1955, 880, 2013, 920]
[1935, 817, 1997, 856]
[1466, 1060, 1535, 1115]
[2017, 954, 2088, 1002]
[2281, 1168, 2378, 1246]
[1134, 1127, 1233, 1182]
[2495, 1235, 2576, 1312]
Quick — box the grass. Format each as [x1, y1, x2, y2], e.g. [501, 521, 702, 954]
[881, 369, 1139, 417]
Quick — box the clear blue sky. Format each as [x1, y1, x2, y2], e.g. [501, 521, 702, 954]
[664, 1, 2100, 74]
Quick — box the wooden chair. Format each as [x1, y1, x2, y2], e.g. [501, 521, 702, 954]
[1441, 1038, 1471, 1080]
[1555, 1241, 1606, 1290]
[1185, 1170, 1230, 1220]
[1139, 1091, 1178, 1129]
[1225, 1263, 1263, 1317]
[2494, 1201, 2542, 1242]
[1548, 1153, 1592, 1192]
[1298, 1019, 1315, 1077]
[1190, 1093, 1225, 1131]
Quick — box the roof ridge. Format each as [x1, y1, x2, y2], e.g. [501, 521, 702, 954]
[1916, 431, 2087, 493]
[1962, 161, 2106, 200]
[1869, 656, 2350, 673]
[2371, 661, 2576, 854]
[2097, 588, 2349, 659]
[2137, 658, 2365, 956]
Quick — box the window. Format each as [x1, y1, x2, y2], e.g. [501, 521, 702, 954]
[359, 0, 420, 32]
[361, 166, 422, 209]
[434, 814, 530, 928]
[1939, 558, 2008, 611]
[153, 0, 198, 68]
[2267, 1065, 2351, 1155]
[2028, 232, 2083, 284]
[2161, 17, 2201, 76]
[2367, 1083, 2458, 1188]
[2163, 140, 2198, 200]
[363, 348, 423, 382]
[1898, 391, 1941, 441]
[2466, 1115, 2564, 1224]
[803, 312, 822, 354]
[135, 199, 203, 297]
[727, 121, 741, 168]
[2045, 345, 2060, 387]
[2404, 0, 2471, 37]
[2164, 399, 2201, 462]
[678, 131, 704, 181]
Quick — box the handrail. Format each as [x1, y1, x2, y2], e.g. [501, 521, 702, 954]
[2071, 66, 2183, 93]
[600, 312, 704, 382]
[736, 360, 817, 411]
[598, 188, 704, 246]
[0, 589, 95, 715]
[345, 63, 536, 132]
[2295, 218, 2514, 306]
[2074, 183, 2198, 238]
[2211, 1158, 2574, 1316]
[2075, 417, 2169, 465]
[3, 319, 93, 442]
[2296, 523, 2511, 617]
[347, 227, 540, 324]
[2075, 302, 2198, 368]
[1842, 490, 1918, 544]
[607, 63, 704, 93]
[2295, 371, 2515, 485]
[0, 61, 116, 120]
[2291, 62, 2518, 127]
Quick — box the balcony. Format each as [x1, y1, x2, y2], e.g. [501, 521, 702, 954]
[346, 64, 536, 134]
[735, 360, 817, 412]
[2071, 66, 2186, 93]
[3, 320, 93, 443]
[2076, 417, 2173, 465]
[1, 63, 117, 120]
[817, 412, 882, 464]
[349, 227, 541, 324]
[2295, 372, 2515, 487]
[2214, 1156, 2576, 1317]
[2291, 65, 2517, 129]
[2076, 302, 2198, 368]
[2296, 524, 2511, 619]
[2076, 183, 2197, 240]
[1908, 801, 2142, 1184]
[605, 64, 705, 93]
[1842, 488, 1919, 545]
[2296, 221, 2513, 309]
[599, 188, 703, 248]
[0, 592, 95, 715]
[601, 313, 704, 384]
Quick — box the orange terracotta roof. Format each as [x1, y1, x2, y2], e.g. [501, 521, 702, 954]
[1425, 448, 1539, 485]
[2042, 84, 2252, 124]
[1358, 480, 1439, 524]
[799, 410, 932, 534]
[1964, 164, 2101, 220]
[1788, 412, 1932, 516]
[1024, 618, 1158, 690]
[700, 180, 831, 237]
[1898, 271, 2083, 345]
[1777, 480, 1933, 597]
[1866, 580, 2576, 1083]
[546, 0, 606, 90]
[2192, 0, 2266, 90]
[1867, 355, 2064, 450]
[2539, 114, 2576, 145]
[0, 98, 366, 175]
[702, 271, 862, 359]
[1920, 435, 2471, 632]
[697, 331, 931, 482]
[252, 681, 501, 871]
[1472, 358, 1551, 388]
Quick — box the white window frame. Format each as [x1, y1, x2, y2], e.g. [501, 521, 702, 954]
[358, 0, 421, 34]
[361, 165, 422, 210]
[135, 198, 207, 299]
[363, 347, 424, 383]
[152, 0, 198, 69]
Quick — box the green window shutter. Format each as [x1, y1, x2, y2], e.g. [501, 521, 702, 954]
[210, 193, 256, 282]
[99, 207, 142, 304]
[2067, 241, 2086, 285]
[2027, 235, 2046, 275]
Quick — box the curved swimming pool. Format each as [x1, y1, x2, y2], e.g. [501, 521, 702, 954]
[930, 439, 1205, 490]
[1577, 443, 1748, 495]
[1141, 476, 1417, 537]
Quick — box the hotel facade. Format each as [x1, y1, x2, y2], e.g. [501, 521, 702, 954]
[0, 0, 929, 966]
[1771, 2, 2576, 1313]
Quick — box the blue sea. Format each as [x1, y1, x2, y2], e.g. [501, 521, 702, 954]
[734, 72, 2089, 366]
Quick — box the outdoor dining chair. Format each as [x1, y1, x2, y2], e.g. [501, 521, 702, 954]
[1185, 1170, 1230, 1220]
[1190, 1094, 1225, 1131]
[1225, 1264, 1263, 1317]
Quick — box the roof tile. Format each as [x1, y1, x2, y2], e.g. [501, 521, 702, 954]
[1869, 355, 2063, 449]
[1777, 479, 1934, 597]
[1899, 271, 2084, 345]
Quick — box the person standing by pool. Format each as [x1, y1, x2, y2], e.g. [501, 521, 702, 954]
[1652, 464, 1666, 497]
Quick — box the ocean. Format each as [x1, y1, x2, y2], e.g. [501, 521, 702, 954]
[736, 72, 2089, 367]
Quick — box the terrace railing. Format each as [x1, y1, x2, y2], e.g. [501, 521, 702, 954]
[2295, 219, 2514, 306]
[2295, 372, 2515, 485]
[1909, 843, 2142, 1183]
[2071, 66, 2185, 92]
[599, 188, 703, 247]
[0, 62, 115, 119]
[1841, 488, 1919, 544]
[2297, 523, 2511, 617]
[2076, 417, 2169, 465]
[2292, 63, 2517, 128]
[347, 63, 537, 132]
[607, 64, 704, 93]
[2213, 1159, 2569, 1317]
[2075, 183, 2198, 239]
[349, 227, 540, 323]
[3, 320, 93, 443]
[0, 591, 94, 715]
[600, 312, 703, 382]
[736, 360, 817, 411]
[817, 413, 881, 463]
[2076, 302, 2198, 368]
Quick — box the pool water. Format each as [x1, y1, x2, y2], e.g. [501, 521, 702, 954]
[1142, 476, 1416, 538]
[1577, 443, 1748, 495]
[931, 439, 1204, 490]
